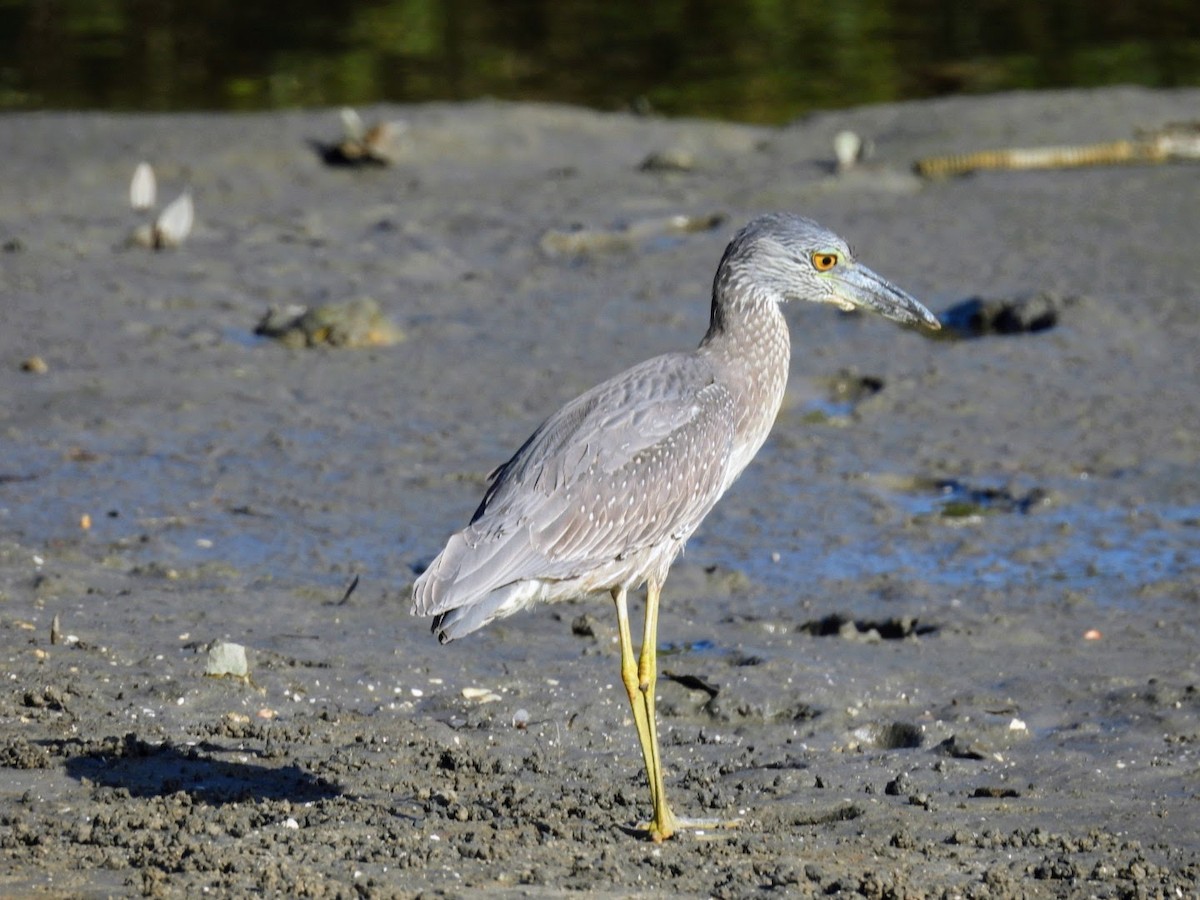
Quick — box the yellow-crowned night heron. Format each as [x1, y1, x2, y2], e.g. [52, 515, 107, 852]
[412, 213, 939, 841]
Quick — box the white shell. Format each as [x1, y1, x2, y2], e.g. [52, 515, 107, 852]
[340, 107, 365, 141]
[833, 130, 863, 171]
[154, 189, 194, 248]
[129, 161, 156, 210]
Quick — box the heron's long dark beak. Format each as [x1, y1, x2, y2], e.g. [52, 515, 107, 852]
[835, 264, 941, 331]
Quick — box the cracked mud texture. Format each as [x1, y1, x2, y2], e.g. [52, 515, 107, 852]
[2, 87, 1199, 897]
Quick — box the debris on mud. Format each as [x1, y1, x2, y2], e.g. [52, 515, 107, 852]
[638, 147, 698, 172]
[314, 107, 406, 166]
[936, 291, 1081, 338]
[799, 613, 935, 640]
[254, 297, 404, 348]
[850, 721, 924, 749]
[539, 212, 725, 256]
[802, 369, 886, 423]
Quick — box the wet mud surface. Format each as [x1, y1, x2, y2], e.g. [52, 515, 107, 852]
[2, 88, 1199, 897]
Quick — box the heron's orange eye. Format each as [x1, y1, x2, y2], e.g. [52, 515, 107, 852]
[812, 252, 838, 272]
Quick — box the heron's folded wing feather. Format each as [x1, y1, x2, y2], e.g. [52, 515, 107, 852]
[475, 353, 719, 514]
[413, 355, 736, 616]
[527, 381, 735, 564]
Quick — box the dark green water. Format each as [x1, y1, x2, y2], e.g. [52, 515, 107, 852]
[1, 0, 1198, 122]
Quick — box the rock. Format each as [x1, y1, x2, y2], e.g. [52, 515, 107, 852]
[254, 297, 404, 348]
[205, 640, 249, 679]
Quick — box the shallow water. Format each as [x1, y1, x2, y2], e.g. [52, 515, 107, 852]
[673, 476, 1198, 610]
[6, 410, 1194, 616]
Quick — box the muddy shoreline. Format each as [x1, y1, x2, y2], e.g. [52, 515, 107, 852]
[2, 88, 1199, 897]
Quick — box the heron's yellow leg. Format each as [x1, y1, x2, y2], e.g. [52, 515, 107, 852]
[613, 586, 673, 840]
[637, 577, 677, 841]
[614, 583, 741, 841]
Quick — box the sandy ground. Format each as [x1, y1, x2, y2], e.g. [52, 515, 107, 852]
[1, 87, 1199, 898]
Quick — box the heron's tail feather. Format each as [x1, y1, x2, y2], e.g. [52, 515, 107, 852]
[412, 526, 544, 642]
[431, 582, 538, 643]
[412, 525, 530, 613]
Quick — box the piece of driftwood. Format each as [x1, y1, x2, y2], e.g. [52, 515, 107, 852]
[915, 122, 1200, 178]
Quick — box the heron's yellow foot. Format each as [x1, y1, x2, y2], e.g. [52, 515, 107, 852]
[643, 804, 678, 843]
[640, 810, 743, 842]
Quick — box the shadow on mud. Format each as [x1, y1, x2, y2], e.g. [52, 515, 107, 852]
[48, 733, 342, 804]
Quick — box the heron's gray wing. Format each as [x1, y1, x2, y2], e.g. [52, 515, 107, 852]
[472, 354, 707, 510]
[521, 378, 735, 563]
[412, 353, 736, 616]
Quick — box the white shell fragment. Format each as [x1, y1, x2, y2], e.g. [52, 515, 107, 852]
[461, 686, 502, 703]
[834, 130, 869, 172]
[130, 161, 157, 210]
[205, 640, 249, 678]
[153, 189, 194, 248]
[341, 106, 365, 141]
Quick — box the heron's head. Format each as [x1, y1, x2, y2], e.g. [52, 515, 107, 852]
[715, 213, 940, 331]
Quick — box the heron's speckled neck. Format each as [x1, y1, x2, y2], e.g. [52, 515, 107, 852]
[700, 273, 791, 484]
